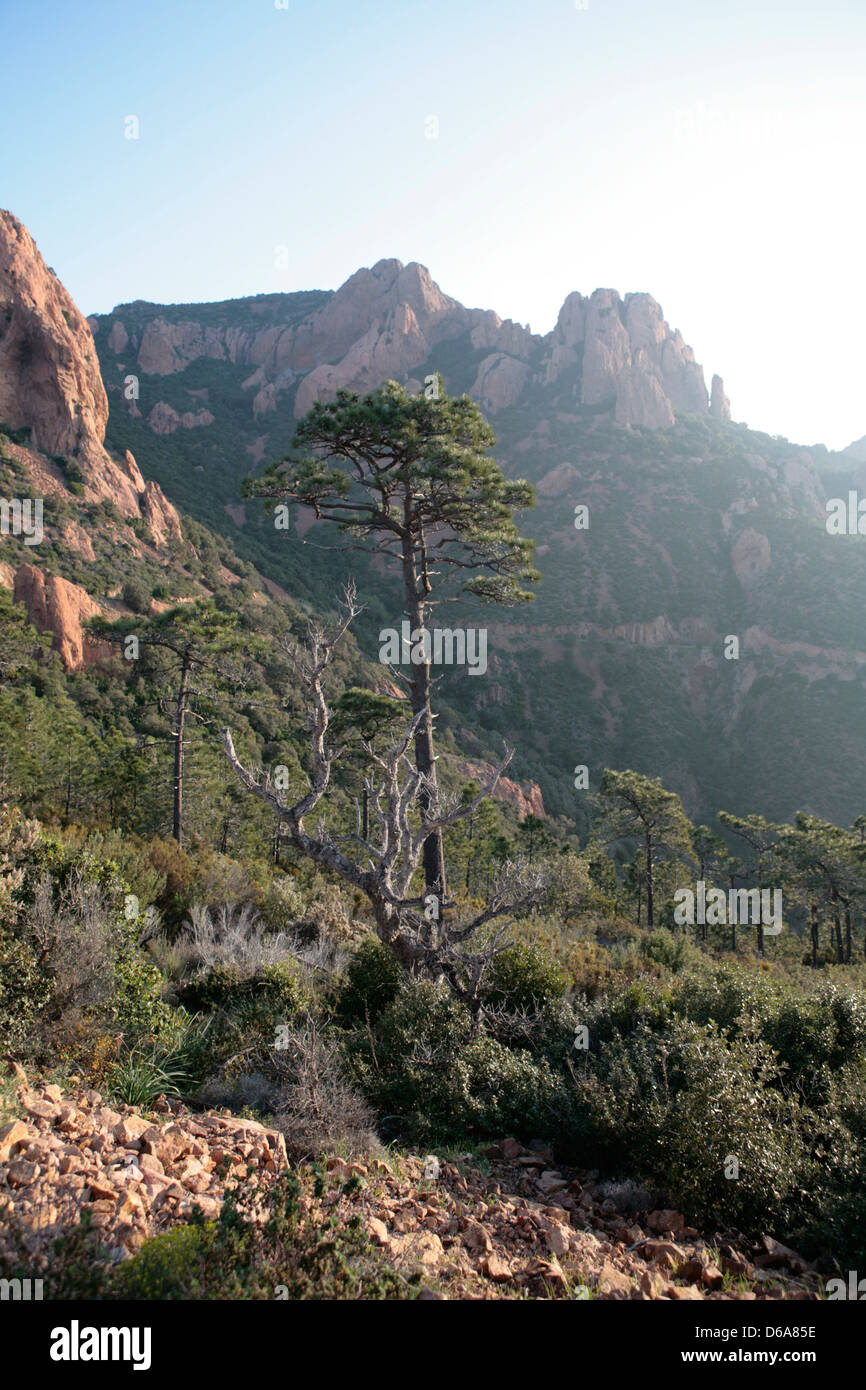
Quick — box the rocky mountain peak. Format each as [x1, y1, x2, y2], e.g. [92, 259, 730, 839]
[0, 211, 181, 532]
[0, 212, 187, 669]
[93, 253, 728, 433]
[0, 209, 108, 462]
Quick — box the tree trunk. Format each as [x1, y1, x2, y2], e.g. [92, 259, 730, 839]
[402, 533, 447, 902]
[845, 908, 852, 963]
[811, 902, 819, 968]
[645, 832, 654, 928]
[173, 650, 191, 847]
[465, 816, 473, 894]
[756, 859, 764, 955]
[757, 914, 764, 955]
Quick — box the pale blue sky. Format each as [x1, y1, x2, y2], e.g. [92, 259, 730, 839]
[2, 0, 864, 448]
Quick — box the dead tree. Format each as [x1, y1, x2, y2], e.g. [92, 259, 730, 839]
[222, 586, 545, 1011]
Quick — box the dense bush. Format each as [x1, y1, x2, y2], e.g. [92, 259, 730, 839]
[349, 976, 574, 1144]
[569, 1017, 805, 1229]
[178, 960, 308, 1022]
[1, 829, 171, 1068]
[0, 929, 50, 1057]
[639, 927, 695, 974]
[121, 579, 152, 614]
[338, 936, 402, 1021]
[481, 940, 566, 1012]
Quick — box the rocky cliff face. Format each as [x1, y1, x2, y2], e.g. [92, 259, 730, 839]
[455, 759, 546, 820]
[0, 210, 109, 463]
[0, 211, 190, 669]
[12, 564, 107, 669]
[93, 260, 726, 432]
[0, 209, 182, 529]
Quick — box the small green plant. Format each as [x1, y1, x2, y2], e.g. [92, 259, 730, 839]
[107, 1043, 189, 1107]
[109, 1170, 409, 1300]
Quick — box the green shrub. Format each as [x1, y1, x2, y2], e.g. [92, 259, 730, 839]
[121, 579, 152, 614]
[351, 976, 575, 1145]
[179, 960, 307, 1020]
[640, 928, 693, 974]
[0, 929, 50, 1057]
[482, 941, 566, 1012]
[338, 937, 402, 1021]
[569, 1017, 804, 1230]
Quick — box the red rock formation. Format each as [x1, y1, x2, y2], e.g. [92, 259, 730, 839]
[141, 480, 183, 547]
[710, 373, 732, 420]
[456, 758, 545, 820]
[12, 563, 108, 670]
[0, 211, 184, 545]
[95, 250, 725, 432]
[0, 210, 108, 463]
[147, 401, 214, 434]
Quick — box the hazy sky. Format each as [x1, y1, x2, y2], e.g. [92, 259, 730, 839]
[3, 0, 864, 449]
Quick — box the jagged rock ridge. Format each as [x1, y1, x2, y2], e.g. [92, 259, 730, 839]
[95, 259, 729, 431]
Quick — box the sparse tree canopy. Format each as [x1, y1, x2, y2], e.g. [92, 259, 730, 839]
[223, 587, 546, 1011]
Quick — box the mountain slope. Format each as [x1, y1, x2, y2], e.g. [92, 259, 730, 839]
[82, 257, 866, 832]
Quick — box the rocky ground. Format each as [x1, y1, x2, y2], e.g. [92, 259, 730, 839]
[0, 1074, 822, 1300]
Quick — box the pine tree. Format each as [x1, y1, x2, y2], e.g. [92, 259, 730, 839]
[598, 769, 694, 928]
[90, 602, 251, 847]
[243, 378, 539, 900]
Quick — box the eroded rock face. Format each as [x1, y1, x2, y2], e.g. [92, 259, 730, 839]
[94, 252, 724, 431]
[581, 290, 633, 405]
[543, 285, 711, 425]
[0, 213, 185, 546]
[0, 209, 108, 462]
[13, 563, 106, 670]
[138, 318, 229, 376]
[732, 528, 771, 585]
[456, 758, 545, 819]
[614, 357, 675, 431]
[710, 373, 731, 420]
[471, 353, 529, 412]
[147, 401, 214, 435]
[140, 479, 183, 547]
